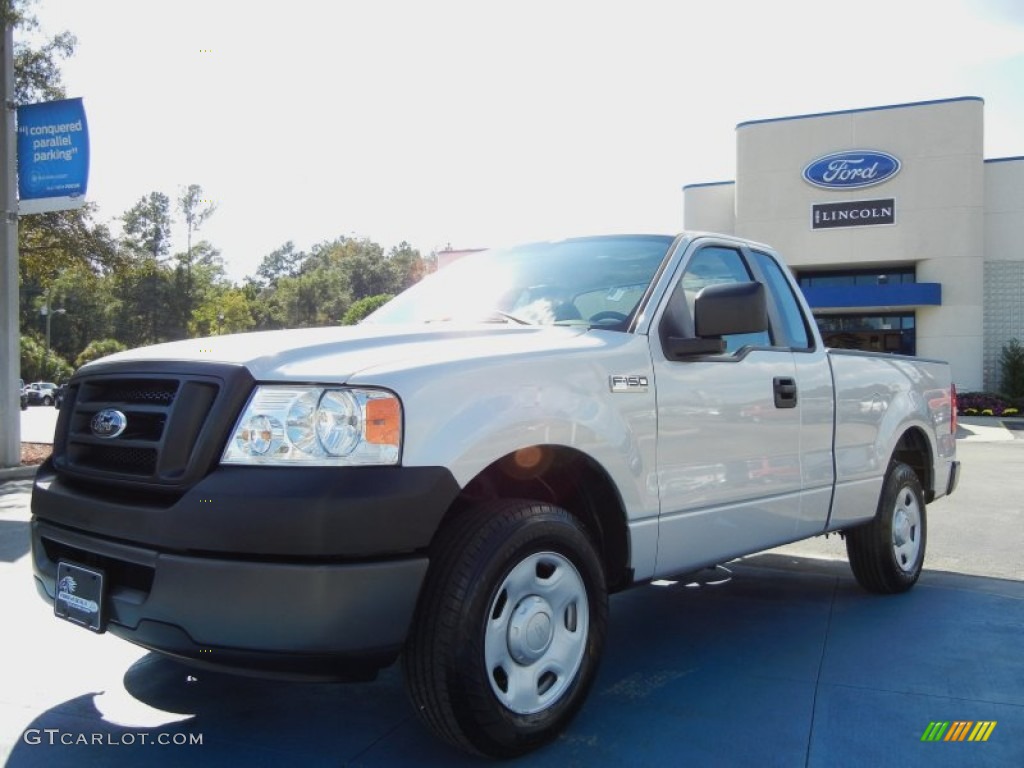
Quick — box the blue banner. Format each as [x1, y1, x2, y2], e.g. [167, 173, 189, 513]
[17, 97, 89, 212]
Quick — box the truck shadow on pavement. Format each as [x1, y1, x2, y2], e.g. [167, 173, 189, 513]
[0, 520, 30, 563]
[7, 555, 1023, 767]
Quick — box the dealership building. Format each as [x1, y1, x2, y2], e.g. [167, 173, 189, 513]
[683, 96, 1024, 392]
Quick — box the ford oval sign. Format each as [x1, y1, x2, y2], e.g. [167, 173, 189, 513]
[802, 150, 901, 190]
[90, 409, 128, 439]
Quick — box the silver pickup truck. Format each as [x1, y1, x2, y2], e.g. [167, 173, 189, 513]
[30, 232, 959, 758]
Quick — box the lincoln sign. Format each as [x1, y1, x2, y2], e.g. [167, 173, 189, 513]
[811, 199, 895, 230]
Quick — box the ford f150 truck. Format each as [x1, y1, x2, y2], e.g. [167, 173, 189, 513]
[31, 233, 959, 758]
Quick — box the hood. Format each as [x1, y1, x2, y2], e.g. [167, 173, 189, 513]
[85, 323, 592, 383]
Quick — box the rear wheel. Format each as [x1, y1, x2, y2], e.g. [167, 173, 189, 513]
[403, 499, 607, 758]
[846, 462, 927, 593]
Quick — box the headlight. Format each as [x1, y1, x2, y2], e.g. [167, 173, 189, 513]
[222, 386, 402, 466]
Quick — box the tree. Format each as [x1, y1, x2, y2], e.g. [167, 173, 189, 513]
[40, 261, 114, 364]
[4, 0, 76, 104]
[178, 184, 216, 271]
[20, 333, 72, 382]
[270, 268, 351, 328]
[190, 287, 254, 337]
[388, 241, 428, 292]
[18, 203, 119, 283]
[1000, 338, 1024, 400]
[342, 294, 393, 325]
[75, 338, 126, 368]
[177, 184, 217, 327]
[108, 257, 179, 347]
[255, 241, 305, 287]
[122, 192, 173, 259]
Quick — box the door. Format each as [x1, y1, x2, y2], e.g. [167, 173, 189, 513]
[650, 243, 806, 576]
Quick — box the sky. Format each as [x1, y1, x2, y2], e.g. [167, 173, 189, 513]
[30, 0, 1024, 282]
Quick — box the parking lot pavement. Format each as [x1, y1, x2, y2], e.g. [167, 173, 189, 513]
[1, 442, 1022, 766]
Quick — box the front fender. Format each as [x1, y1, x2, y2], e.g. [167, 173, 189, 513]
[372, 333, 660, 528]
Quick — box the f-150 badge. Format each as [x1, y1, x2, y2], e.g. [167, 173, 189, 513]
[609, 375, 649, 393]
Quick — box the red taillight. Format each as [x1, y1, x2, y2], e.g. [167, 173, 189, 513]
[950, 383, 958, 435]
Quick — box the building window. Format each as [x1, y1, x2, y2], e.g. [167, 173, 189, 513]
[814, 313, 916, 355]
[798, 268, 916, 288]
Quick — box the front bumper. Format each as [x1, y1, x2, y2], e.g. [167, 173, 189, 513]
[31, 464, 460, 679]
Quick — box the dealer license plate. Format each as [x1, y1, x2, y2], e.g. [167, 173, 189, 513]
[55, 561, 105, 632]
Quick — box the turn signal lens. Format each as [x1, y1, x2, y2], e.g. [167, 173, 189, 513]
[365, 396, 401, 446]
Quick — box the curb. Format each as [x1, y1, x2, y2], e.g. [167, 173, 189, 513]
[0, 465, 38, 482]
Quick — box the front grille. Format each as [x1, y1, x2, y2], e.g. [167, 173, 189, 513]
[71, 444, 158, 475]
[88, 379, 178, 406]
[52, 367, 246, 491]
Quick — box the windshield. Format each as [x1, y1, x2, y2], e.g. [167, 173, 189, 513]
[366, 234, 675, 329]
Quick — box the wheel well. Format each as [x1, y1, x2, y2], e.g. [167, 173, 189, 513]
[438, 446, 632, 592]
[892, 427, 934, 501]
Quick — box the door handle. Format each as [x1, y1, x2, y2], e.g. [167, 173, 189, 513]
[773, 377, 798, 409]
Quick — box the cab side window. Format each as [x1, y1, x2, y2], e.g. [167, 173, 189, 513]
[681, 247, 771, 353]
[752, 250, 813, 350]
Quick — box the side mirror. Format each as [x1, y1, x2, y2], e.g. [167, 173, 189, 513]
[665, 282, 768, 359]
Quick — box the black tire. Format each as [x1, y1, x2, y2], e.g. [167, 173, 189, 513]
[42, 396, 53, 406]
[403, 499, 608, 758]
[846, 462, 927, 594]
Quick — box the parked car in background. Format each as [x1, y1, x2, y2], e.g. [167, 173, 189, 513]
[23, 381, 58, 406]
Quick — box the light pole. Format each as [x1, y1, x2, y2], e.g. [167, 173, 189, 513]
[41, 304, 67, 380]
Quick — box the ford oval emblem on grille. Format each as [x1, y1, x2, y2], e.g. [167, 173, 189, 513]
[91, 409, 128, 439]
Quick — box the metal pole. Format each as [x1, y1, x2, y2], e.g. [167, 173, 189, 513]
[0, 21, 20, 467]
[44, 305, 51, 380]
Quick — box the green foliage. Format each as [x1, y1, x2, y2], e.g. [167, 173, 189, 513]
[108, 257, 181, 347]
[342, 294, 393, 325]
[6, 0, 77, 104]
[249, 237, 428, 330]
[270, 268, 351, 328]
[44, 263, 116, 362]
[178, 184, 217, 235]
[190, 287, 256, 337]
[20, 334, 72, 383]
[19, 204, 120, 284]
[75, 339, 127, 368]
[999, 338, 1024, 400]
[122, 192, 173, 259]
[255, 241, 305, 286]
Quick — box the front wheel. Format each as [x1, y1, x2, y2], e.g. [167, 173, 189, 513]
[403, 500, 608, 758]
[846, 462, 927, 593]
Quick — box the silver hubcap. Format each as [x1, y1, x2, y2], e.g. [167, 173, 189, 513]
[892, 488, 922, 572]
[484, 551, 589, 715]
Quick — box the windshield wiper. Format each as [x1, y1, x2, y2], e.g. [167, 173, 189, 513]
[423, 310, 532, 325]
[480, 310, 532, 325]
